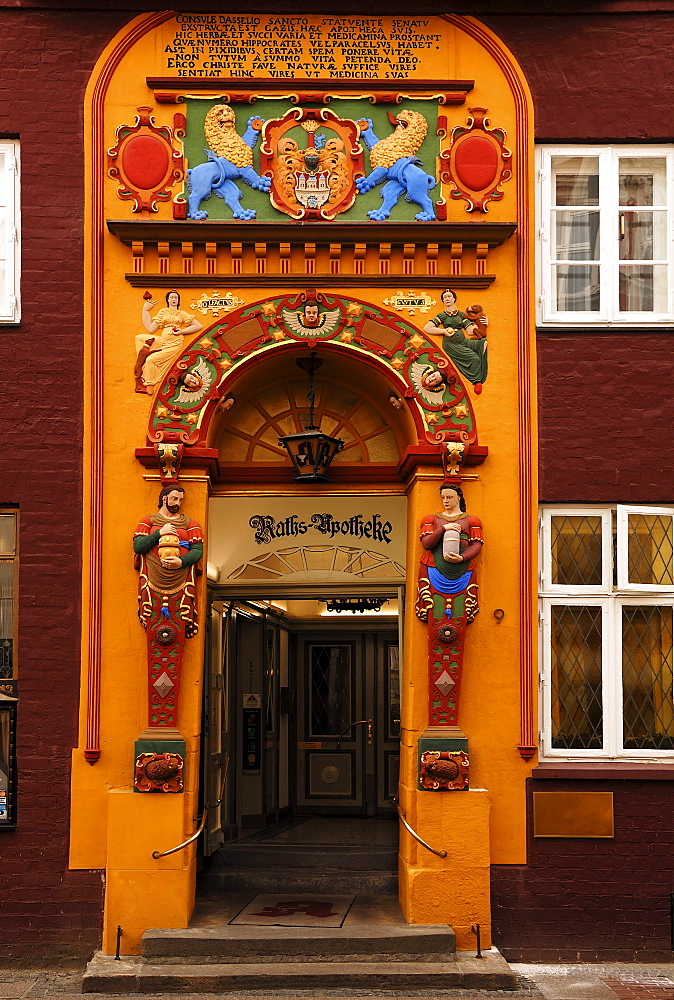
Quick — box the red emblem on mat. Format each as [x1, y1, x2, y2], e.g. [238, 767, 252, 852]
[251, 900, 337, 919]
[108, 106, 185, 213]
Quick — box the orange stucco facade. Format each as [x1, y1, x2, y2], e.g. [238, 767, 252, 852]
[71, 12, 535, 954]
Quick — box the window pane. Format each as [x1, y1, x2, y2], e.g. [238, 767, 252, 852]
[0, 710, 10, 823]
[552, 156, 600, 206]
[0, 516, 15, 555]
[0, 562, 13, 679]
[551, 515, 603, 586]
[554, 264, 600, 311]
[619, 264, 668, 313]
[622, 605, 674, 750]
[626, 513, 674, 586]
[310, 644, 351, 737]
[554, 210, 600, 260]
[619, 157, 667, 207]
[550, 605, 603, 749]
[388, 644, 400, 740]
[619, 212, 667, 262]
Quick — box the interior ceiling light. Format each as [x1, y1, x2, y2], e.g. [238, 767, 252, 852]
[324, 598, 389, 614]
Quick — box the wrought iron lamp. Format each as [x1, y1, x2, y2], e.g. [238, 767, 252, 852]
[278, 353, 344, 482]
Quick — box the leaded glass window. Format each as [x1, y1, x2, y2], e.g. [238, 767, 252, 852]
[309, 644, 352, 738]
[540, 506, 674, 759]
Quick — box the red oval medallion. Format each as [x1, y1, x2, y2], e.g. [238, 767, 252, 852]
[121, 135, 170, 191]
[454, 135, 499, 192]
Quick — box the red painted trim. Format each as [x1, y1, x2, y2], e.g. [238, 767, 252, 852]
[146, 76, 475, 95]
[532, 763, 674, 780]
[444, 17, 535, 761]
[86, 12, 177, 765]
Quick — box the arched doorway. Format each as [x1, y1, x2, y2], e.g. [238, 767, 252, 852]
[200, 339, 411, 883]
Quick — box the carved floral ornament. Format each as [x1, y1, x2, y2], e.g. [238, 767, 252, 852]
[134, 292, 485, 477]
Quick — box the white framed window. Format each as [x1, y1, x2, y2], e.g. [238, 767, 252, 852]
[537, 145, 674, 326]
[0, 142, 20, 324]
[540, 506, 674, 759]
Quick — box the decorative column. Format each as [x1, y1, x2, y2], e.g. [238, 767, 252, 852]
[415, 445, 482, 791]
[131, 484, 203, 792]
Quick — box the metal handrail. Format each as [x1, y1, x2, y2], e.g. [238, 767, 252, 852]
[152, 758, 229, 860]
[391, 795, 448, 858]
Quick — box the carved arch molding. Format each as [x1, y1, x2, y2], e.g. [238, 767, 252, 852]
[134, 291, 488, 483]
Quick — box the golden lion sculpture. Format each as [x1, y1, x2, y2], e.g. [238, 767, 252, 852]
[187, 104, 271, 221]
[356, 110, 436, 221]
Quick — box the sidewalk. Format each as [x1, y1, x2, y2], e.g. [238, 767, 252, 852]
[0, 960, 672, 1000]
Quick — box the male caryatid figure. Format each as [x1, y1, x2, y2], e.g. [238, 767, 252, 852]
[133, 485, 203, 730]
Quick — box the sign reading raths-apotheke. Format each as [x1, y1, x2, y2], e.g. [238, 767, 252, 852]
[249, 511, 393, 545]
[209, 496, 406, 583]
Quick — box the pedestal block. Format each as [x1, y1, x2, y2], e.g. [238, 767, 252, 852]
[398, 787, 491, 950]
[102, 790, 196, 954]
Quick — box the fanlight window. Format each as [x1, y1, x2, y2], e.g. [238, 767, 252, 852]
[217, 377, 401, 467]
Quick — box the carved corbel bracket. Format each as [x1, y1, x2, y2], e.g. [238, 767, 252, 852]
[439, 436, 468, 479]
[154, 442, 184, 483]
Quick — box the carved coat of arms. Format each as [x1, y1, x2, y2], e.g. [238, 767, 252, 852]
[260, 108, 364, 221]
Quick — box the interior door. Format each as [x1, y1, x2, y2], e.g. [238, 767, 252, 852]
[295, 630, 398, 815]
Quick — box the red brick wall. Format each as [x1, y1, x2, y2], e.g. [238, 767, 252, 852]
[0, 7, 127, 959]
[482, 12, 674, 140]
[491, 778, 674, 961]
[1, 0, 674, 959]
[537, 333, 674, 503]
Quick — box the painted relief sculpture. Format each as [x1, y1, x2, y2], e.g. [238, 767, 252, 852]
[419, 749, 469, 791]
[415, 483, 483, 731]
[260, 108, 363, 220]
[134, 751, 184, 793]
[356, 111, 436, 221]
[133, 485, 203, 731]
[282, 295, 341, 338]
[187, 105, 270, 220]
[135, 291, 202, 393]
[144, 292, 483, 461]
[440, 107, 512, 213]
[107, 106, 185, 213]
[424, 289, 488, 394]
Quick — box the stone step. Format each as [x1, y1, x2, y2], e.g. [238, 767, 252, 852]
[142, 923, 455, 964]
[83, 951, 517, 993]
[207, 844, 398, 871]
[200, 868, 398, 895]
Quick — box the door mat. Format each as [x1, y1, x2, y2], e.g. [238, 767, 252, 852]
[230, 893, 355, 927]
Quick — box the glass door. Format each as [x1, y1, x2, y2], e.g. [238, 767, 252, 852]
[295, 631, 398, 815]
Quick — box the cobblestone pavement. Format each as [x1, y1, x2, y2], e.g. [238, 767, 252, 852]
[0, 962, 672, 1000]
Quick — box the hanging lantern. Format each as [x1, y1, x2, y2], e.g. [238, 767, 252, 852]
[278, 353, 344, 482]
